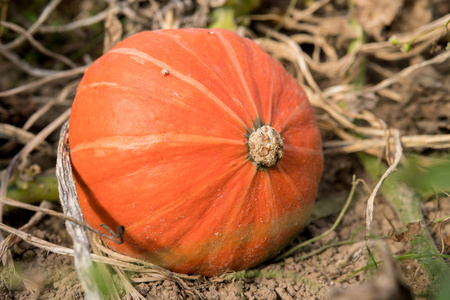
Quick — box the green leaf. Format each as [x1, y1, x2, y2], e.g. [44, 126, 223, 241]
[397, 155, 450, 198]
[436, 269, 450, 300]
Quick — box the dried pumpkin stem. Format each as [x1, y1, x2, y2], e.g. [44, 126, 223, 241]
[56, 121, 102, 299]
[248, 125, 284, 168]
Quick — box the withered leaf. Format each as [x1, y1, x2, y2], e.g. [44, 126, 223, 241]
[388, 222, 421, 243]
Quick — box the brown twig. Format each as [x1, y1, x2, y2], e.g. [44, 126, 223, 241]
[38, 9, 110, 33]
[0, 44, 59, 77]
[6, 0, 62, 50]
[0, 20, 77, 68]
[0, 65, 88, 97]
[357, 50, 450, 95]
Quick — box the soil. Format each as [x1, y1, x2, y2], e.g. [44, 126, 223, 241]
[1, 0, 449, 299]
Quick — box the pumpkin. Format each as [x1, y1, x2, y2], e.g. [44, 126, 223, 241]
[69, 28, 323, 276]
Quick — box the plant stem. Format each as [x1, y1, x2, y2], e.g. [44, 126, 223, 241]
[359, 153, 449, 289]
[6, 173, 60, 205]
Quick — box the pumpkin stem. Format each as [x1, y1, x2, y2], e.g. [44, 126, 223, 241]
[248, 125, 284, 168]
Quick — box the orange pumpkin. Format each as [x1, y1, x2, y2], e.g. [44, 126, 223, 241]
[69, 28, 323, 276]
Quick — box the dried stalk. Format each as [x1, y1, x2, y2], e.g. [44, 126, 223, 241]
[365, 130, 402, 234]
[357, 50, 450, 96]
[23, 81, 79, 130]
[6, 0, 62, 49]
[56, 121, 103, 300]
[0, 44, 59, 77]
[323, 134, 450, 154]
[0, 123, 51, 149]
[0, 66, 88, 97]
[0, 20, 77, 68]
[0, 201, 53, 261]
[38, 9, 110, 33]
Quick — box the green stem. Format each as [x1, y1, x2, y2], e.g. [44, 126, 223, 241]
[6, 173, 59, 205]
[297, 235, 386, 262]
[359, 153, 449, 290]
